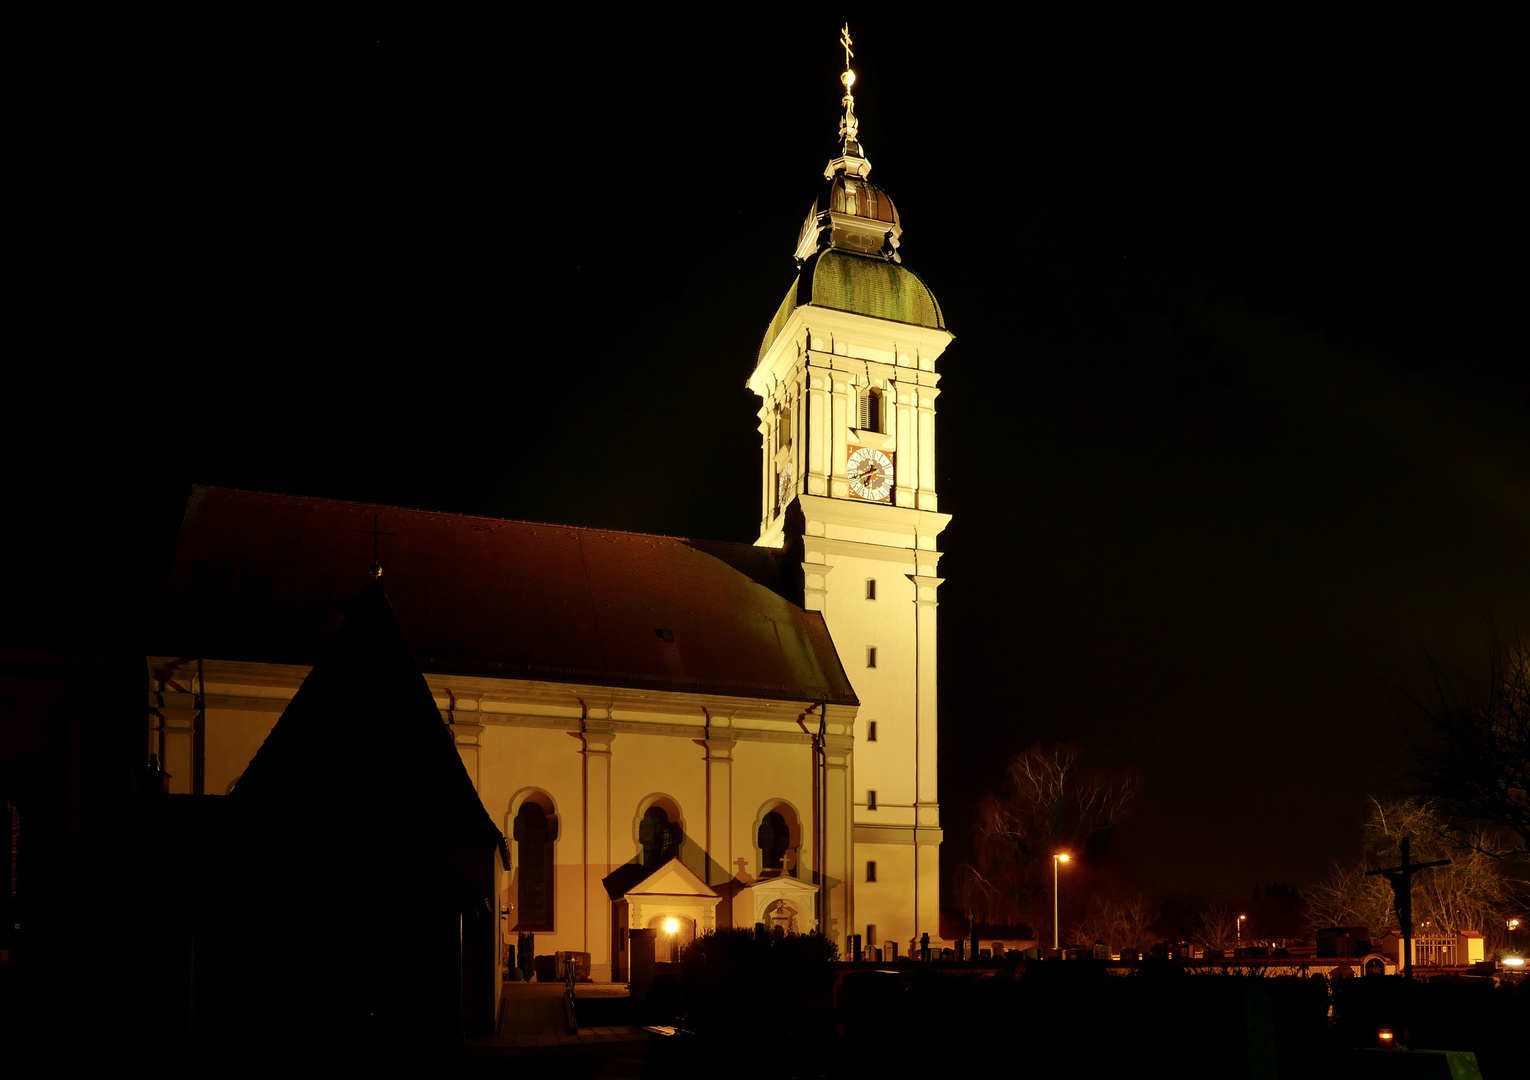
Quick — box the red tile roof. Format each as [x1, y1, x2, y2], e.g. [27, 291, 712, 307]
[157, 486, 856, 706]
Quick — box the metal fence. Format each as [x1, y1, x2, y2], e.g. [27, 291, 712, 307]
[1413, 934, 1455, 966]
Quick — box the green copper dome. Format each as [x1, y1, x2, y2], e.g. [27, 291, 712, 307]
[757, 249, 944, 363]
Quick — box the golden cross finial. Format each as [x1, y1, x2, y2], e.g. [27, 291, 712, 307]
[825, 22, 869, 178]
[837, 23, 859, 150]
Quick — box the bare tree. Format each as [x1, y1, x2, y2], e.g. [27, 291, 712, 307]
[1302, 796, 1525, 953]
[1193, 902, 1238, 952]
[1301, 860, 1390, 935]
[1073, 893, 1160, 953]
[1409, 630, 1530, 858]
[956, 744, 1140, 939]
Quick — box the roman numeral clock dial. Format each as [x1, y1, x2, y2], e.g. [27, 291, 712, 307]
[846, 446, 895, 502]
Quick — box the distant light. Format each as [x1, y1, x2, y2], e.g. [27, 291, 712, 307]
[1378, 1029, 1394, 1046]
[1056, 853, 1071, 863]
[664, 918, 680, 934]
[1503, 956, 1526, 968]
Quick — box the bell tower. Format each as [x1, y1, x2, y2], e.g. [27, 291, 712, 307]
[748, 26, 951, 954]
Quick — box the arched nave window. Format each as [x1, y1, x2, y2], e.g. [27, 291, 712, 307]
[755, 800, 802, 877]
[511, 790, 557, 931]
[637, 797, 684, 869]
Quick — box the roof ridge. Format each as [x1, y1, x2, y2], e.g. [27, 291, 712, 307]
[189, 483, 753, 546]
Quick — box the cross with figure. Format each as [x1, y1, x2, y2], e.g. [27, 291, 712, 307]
[1365, 836, 1449, 979]
[357, 513, 396, 579]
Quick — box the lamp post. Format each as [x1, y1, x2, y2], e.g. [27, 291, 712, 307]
[1052, 854, 1071, 952]
[1237, 915, 1246, 944]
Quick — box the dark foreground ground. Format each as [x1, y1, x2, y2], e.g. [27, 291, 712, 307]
[427, 965, 1522, 1079]
[6, 966, 1521, 1078]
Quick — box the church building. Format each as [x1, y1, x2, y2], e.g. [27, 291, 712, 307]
[147, 38, 951, 984]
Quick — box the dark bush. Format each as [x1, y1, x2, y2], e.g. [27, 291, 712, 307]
[678, 928, 838, 1041]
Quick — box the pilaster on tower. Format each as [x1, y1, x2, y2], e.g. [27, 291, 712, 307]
[746, 26, 952, 956]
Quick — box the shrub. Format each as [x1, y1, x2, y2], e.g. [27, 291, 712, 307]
[678, 928, 838, 1038]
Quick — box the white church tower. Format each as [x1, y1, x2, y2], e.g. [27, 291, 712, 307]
[749, 27, 951, 955]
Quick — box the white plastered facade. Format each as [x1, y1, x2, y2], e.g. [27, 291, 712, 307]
[149, 659, 857, 982]
[750, 301, 952, 957]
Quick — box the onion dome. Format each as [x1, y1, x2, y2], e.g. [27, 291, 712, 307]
[758, 250, 944, 363]
[758, 25, 943, 363]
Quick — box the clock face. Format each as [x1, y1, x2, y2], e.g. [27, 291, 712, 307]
[846, 446, 894, 502]
[778, 463, 792, 509]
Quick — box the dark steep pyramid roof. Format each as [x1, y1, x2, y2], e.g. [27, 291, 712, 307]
[232, 580, 503, 853]
[158, 486, 856, 705]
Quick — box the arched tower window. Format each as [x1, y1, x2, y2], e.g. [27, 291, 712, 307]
[512, 793, 557, 931]
[639, 805, 682, 868]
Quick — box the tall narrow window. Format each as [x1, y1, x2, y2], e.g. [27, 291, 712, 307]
[867, 647, 877, 668]
[866, 579, 877, 600]
[867, 790, 877, 811]
[866, 721, 877, 742]
[858, 388, 884, 432]
[513, 800, 555, 930]
[778, 404, 791, 449]
[866, 861, 877, 883]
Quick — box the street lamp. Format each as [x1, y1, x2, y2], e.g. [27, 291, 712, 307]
[1237, 915, 1246, 943]
[1052, 854, 1071, 952]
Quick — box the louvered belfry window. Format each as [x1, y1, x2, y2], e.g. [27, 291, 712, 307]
[859, 388, 883, 433]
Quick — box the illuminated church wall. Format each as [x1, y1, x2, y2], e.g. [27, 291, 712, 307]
[156, 662, 851, 983]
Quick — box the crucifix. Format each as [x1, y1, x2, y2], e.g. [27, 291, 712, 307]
[1365, 836, 1449, 979]
[357, 513, 396, 579]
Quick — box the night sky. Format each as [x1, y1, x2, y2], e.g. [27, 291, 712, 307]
[11, 15, 1526, 905]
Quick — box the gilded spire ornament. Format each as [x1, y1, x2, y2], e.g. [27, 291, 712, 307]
[838, 23, 859, 152]
[826, 23, 871, 180]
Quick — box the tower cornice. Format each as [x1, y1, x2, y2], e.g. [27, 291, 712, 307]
[796, 494, 951, 542]
[750, 304, 953, 395]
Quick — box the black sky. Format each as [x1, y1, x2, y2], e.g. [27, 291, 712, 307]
[10, 14, 1527, 903]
